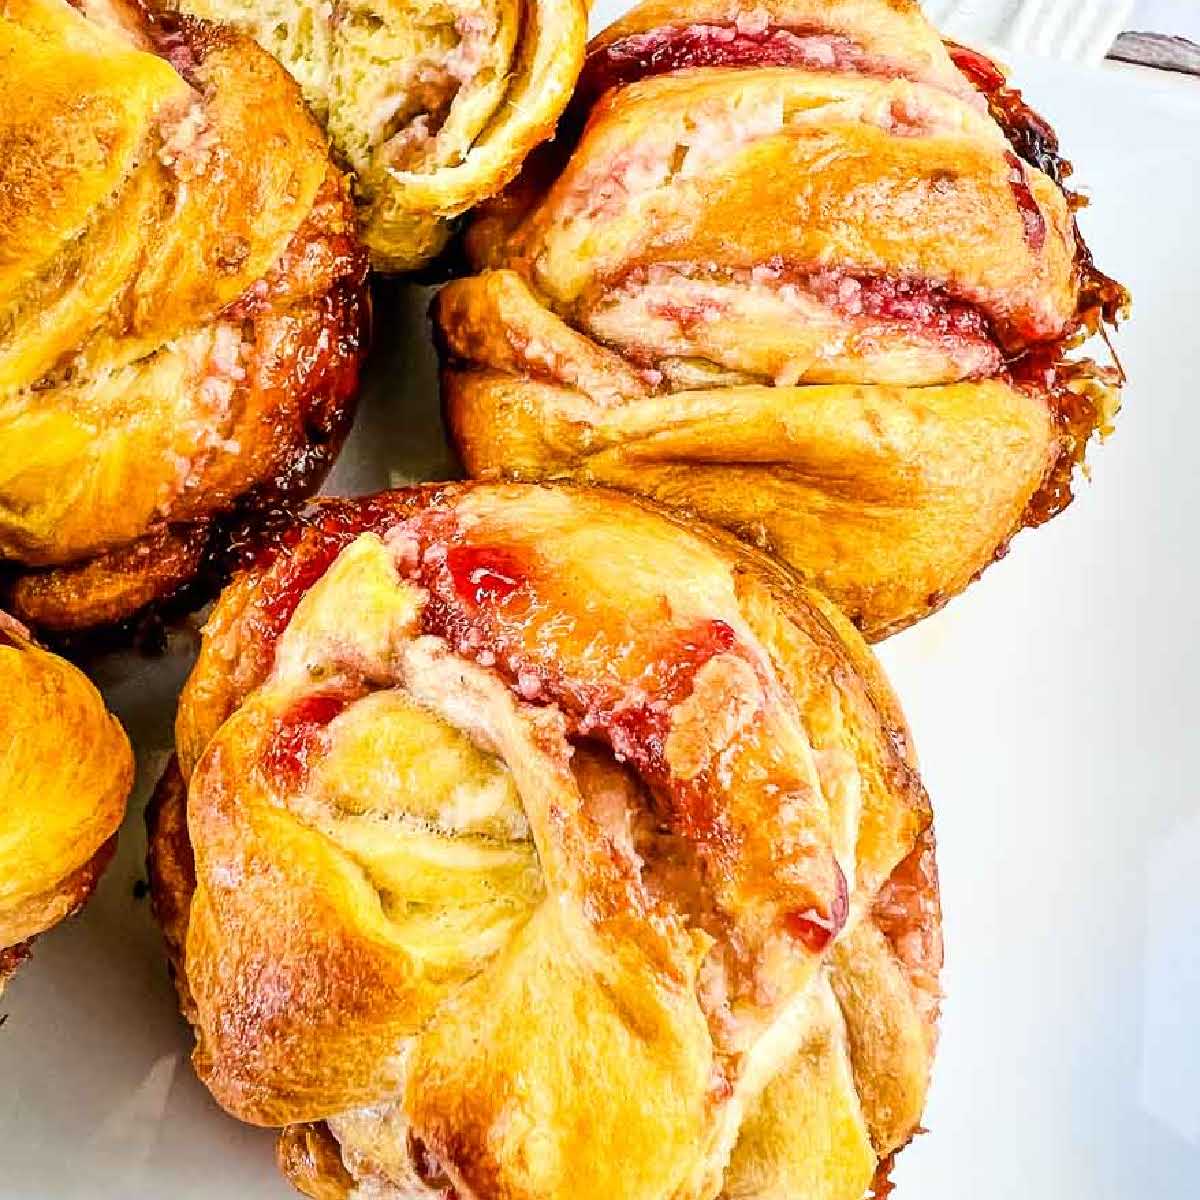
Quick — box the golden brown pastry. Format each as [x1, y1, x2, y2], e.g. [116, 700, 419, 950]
[148, 481, 941, 1199]
[437, 0, 1130, 641]
[159, 0, 589, 270]
[0, 610, 132, 994]
[0, 0, 369, 635]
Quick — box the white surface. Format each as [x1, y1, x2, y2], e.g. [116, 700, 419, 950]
[2, 47, 1198, 1200]
[1130, 0, 1200, 42]
[924, 0, 1133, 63]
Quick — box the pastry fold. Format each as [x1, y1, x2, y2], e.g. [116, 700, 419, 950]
[161, 0, 589, 270]
[0, 0, 368, 633]
[0, 611, 132, 992]
[438, 0, 1129, 640]
[149, 482, 941, 1200]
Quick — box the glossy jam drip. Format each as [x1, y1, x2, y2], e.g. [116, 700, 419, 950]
[256, 538, 352, 647]
[947, 40, 1067, 185]
[946, 39, 1128, 537]
[262, 693, 350, 792]
[1004, 152, 1047, 252]
[1009, 350, 1117, 530]
[446, 545, 527, 608]
[945, 41, 1005, 92]
[950, 37, 1131, 328]
[589, 618, 738, 776]
[0, 940, 32, 981]
[785, 863, 849, 952]
[869, 1153, 899, 1200]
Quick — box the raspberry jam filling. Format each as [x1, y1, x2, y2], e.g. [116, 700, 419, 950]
[253, 524, 360, 649]
[243, 495, 410, 647]
[262, 692, 351, 791]
[786, 866, 850, 954]
[416, 563, 844, 940]
[581, 618, 738, 783]
[948, 40, 1129, 333]
[427, 550, 746, 806]
[580, 21, 886, 105]
[1004, 151, 1047, 253]
[446, 545, 527, 608]
[600, 260, 1002, 363]
[808, 268, 995, 339]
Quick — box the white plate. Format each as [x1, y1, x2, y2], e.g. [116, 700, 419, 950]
[3, 42, 1198, 1200]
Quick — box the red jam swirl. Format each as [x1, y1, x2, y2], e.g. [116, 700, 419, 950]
[573, 619, 750, 862]
[261, 693, 350, 792]
[255, 531, 358, 648]
[812, 269, 994, 340]
[1003, 151, 1047, 252]
[785, 864, 849, 952]
[446, 545, 527, 608]
[611, 259, 1001, 357]
[582, 22, 870, 102]
[590, 619, 738, 782]
[427, 551, 747, 845]
[240, 501, 845, 948]
[245, 496, 406, 651]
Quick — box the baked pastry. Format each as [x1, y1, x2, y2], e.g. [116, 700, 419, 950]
[437, 0, 1130, 641]
[0, 0, 368, 635]
[0, 610, 132, 994]
[148, 481, 941, 1199]
[160, 0, 589, 270]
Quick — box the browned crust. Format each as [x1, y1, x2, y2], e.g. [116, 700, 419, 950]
[8, 525, 210, 632]
[0, 941, 33, 991]
[869, 1152, 899, 1199]
[4, 269, 369, 638]
[145, 755, 198, 1018]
